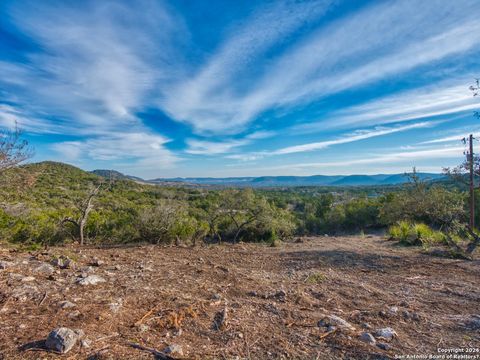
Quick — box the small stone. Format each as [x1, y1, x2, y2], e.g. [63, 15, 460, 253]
[51, 256, 74, 269]
[0, 261, 13, 269]
[270, 289, 286, 302]
[34, 263, 55, 276]
[464, 315, 480, 330]
[109, 300, 122, 313]
[79, 266, 95, 274]
[45, 327, 78, 354]
[377, 342, 392, 351]
[68, 310, 81, 319]
[318, 315, 355, 331]
[217, 266, 229, 273]
[74, 329, 85, 338]
[114, 265, 121, 271]
[359, 332, 376, 345]
[362, 322, 372, 329]
[90, 258, 104, 267]
[374, 327, 397, 341]
[11, 284, 38, 302]
[213, 307, 228, 330]
[21, 276, 36, 282]
[137, 324, 150, 332]
[247, 291, 258, 297]
[80, 339, 91, 348]
[59, 300, 76, 309]
[8, 273, 24, 281]
[388, 306, 398, 315]
[76, 275, 106, 286]
[212, 293, 222, 300]
[163, 344, 183, 356]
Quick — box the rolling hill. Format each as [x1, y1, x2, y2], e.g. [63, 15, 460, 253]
[8, 161, 446, 188]
[149, 172, 445, 187]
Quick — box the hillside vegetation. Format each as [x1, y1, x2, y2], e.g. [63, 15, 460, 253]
[0, 161, 475, 257]
[0, 162, 294, 246]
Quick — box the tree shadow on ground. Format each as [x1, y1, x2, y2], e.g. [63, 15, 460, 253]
[280, 249, 407, 272]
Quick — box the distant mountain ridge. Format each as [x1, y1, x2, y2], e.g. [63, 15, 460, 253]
[14, 162, 446, 189]
[147, 172, 445, 187]
[88, 167, 446, 187]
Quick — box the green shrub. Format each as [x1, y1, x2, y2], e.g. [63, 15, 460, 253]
[388, 221, 445, 248]
[305, 272, 326, 284]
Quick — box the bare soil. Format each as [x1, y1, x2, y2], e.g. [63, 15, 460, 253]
[0, 236, 479, 359]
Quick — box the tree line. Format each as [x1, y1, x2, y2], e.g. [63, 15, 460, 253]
[0, 123, 479, 257]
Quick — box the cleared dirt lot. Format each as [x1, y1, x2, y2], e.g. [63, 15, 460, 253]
[1, 236, 479, 359]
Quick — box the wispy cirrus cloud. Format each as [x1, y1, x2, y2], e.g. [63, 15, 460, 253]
[274, 121, 436, 155]
[185, 129, 278, 155]
[52, 132, 179, 171]
[254, 145, 465, 173]
[161, 0, 335, 135]
[163, 0, 480, 135]
[295, 82, 478, 133]
[1, 0, 479, 177]
[1, 0, 185, 132]
[1, 0, 184, 171]
[422, 134, 475, 145]
[0, 104, 49, 132]
[228, 121, 437, 161]
[185, 138, 249, 155]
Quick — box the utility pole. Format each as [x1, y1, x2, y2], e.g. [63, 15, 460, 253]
[469, 134, 475, 229]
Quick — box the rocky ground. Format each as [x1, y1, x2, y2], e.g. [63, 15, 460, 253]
[0, 235, 479, 359]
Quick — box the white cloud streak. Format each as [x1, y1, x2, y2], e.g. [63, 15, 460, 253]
[161, 0, 335, 134]
[185, 130, 277, 155]
[274, 121, 436, 155]
[2, 0, 185, 171]
[185, 138, 250, 155]
[258, 146, 465, 172]
[1, 0, 479, 177]
[52, 132, 178, 167]
[313, 83, 478, 130]
[228, 121, 437, 160]
[163, 0, 480, 135]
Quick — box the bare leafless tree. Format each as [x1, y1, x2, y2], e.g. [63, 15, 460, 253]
[0, 124, 34, 173]
[138, 199, 185, 244]
[61, 183, 102, 245]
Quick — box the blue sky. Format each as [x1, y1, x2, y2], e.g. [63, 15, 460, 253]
[1, 0, 479, 178]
